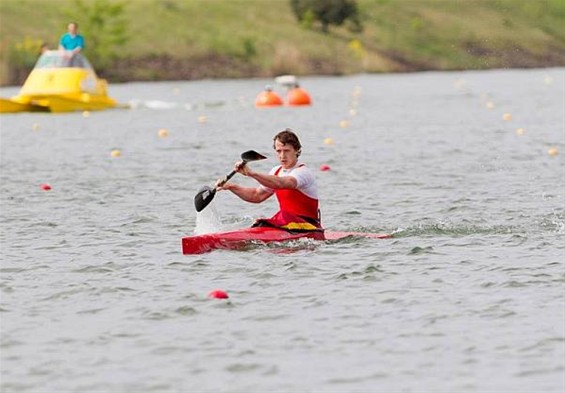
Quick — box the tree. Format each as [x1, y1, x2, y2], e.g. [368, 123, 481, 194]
[290, 0, 362, 33]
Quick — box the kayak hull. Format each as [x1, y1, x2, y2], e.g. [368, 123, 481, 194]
[181, 227, 391, 254]
[182, 227, 324, 254]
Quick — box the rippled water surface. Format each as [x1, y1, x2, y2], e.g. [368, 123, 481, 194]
[1, 68, 564, 393]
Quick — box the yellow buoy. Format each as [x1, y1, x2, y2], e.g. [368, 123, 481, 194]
[339, 120, 349, 128]
[543, 76, 553, 85]
[197, 115, 207, 124]
[503, 113, 512, 121]
[548, 147, 559, 156]
[516, 128, 525, 136]
[82, 110, 90, 118]
[111, 149, 121, 158]
[324, 137, 335, 145]
[158, 128, 169, 137]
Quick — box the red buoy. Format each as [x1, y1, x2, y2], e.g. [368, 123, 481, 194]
[287, 86, 311, 106]
[40, 183, 52, 191]
[319, 164, 331, 171]
[255, 85, 283, 108]
[208, 289, 229, 299]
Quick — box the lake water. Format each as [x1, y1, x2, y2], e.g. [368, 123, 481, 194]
[1, 68, 564, 393]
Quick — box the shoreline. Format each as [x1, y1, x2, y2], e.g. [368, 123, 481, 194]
[3, 58, 564, 89]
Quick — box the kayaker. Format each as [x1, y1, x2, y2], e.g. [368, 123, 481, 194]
[58, 22, 85, 64]
[216, 128, 322, 231]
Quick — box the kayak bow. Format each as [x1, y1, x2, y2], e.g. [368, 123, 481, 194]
[181, 227, 391, 254]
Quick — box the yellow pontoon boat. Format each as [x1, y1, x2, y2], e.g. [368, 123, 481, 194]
[0, 50, 124, 113]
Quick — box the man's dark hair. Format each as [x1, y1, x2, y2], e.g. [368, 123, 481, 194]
[273, 128, 302, 157]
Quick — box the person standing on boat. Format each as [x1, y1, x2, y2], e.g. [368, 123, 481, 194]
[216, 128, 322, 231]
[58, 22, 85, 64]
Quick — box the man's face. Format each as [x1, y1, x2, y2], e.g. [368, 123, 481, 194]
[274, 139, 298, 169]
[68, 23, 77, 35]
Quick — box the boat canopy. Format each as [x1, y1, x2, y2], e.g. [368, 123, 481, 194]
[35, 50, 94, 70]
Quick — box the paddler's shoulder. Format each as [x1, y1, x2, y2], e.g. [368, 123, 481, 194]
[282, 162, 308, 173]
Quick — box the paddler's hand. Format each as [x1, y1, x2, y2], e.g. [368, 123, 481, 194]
[235, 160, 252, 176]
[214, 176, 228, 190]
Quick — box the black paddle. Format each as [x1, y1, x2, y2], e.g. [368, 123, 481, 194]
[194, 150, 267, 212]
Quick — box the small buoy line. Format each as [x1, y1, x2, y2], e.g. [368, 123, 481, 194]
[317, 85, 364, 173]
[455, 76, 560, 158]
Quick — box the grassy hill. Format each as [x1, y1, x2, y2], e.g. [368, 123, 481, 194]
[1, 0, 564, 85]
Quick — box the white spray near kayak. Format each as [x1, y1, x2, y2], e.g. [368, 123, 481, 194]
[194, 203, 223, 235]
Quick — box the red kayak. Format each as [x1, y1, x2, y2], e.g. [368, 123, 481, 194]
[181, 227, 391, 255]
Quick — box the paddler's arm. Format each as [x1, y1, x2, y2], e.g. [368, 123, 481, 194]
[238, 163, 298, 190]
[214, 161, 295, 202]
[217, 183, 272, 203]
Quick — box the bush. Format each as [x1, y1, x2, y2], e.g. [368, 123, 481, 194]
[8, 37, 44, 69]
[290, 0, 362, 33]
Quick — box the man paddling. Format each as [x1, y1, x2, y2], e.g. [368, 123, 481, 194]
[216, 129, 322, 231]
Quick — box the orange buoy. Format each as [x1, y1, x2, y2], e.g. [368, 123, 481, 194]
[286, 84, 311, 106]
[255, 85, 283, 108]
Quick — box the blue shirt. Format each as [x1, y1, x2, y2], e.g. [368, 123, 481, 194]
[59, 33, 85, 50]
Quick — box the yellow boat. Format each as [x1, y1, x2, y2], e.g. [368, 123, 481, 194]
[0, 50, 124, 113]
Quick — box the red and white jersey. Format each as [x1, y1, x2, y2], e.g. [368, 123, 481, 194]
[261, 163, 320, 222]
[261, 162, 318, 199]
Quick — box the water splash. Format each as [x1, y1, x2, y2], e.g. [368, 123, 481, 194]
[194, 204, 223, 235]
[542, 209, 565, 235]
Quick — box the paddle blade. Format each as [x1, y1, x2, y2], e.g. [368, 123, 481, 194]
[241, 150, 267, 162]
[194, 186, 217, 212]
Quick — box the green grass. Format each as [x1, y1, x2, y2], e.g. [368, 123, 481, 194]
[1, 0, 564, 85]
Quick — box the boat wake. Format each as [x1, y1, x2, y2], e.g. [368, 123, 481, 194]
[127, 98, 244, 111]
[262, 238, 319, 254]
[389, 215, 564, 238]
[391, 223, 518, 237]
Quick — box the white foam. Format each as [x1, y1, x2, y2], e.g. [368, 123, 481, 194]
[194, 203, 223, 235]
